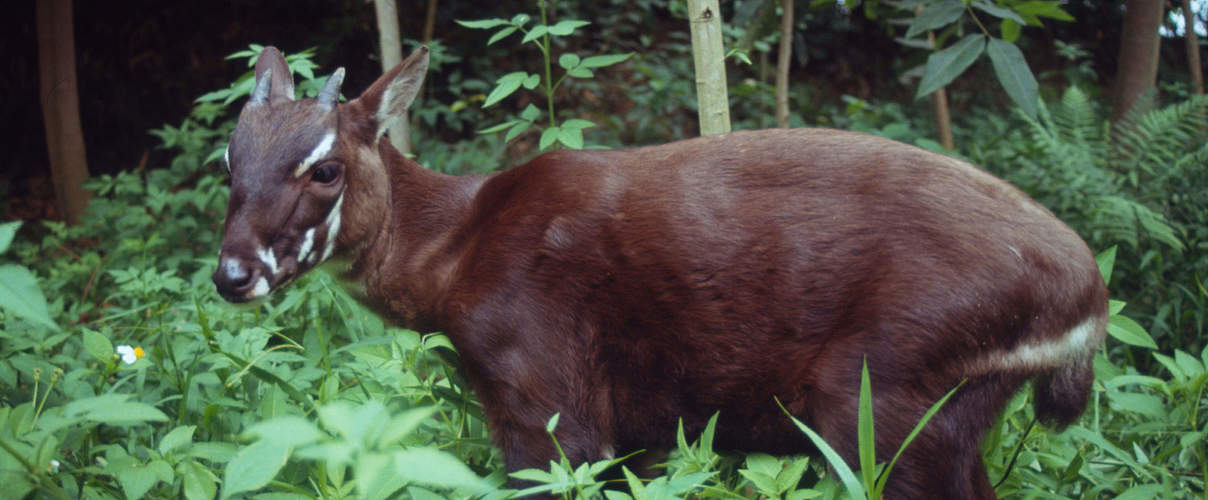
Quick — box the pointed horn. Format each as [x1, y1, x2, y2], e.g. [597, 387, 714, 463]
[250, 68, 272, 106]
[317, 68, 346, 109]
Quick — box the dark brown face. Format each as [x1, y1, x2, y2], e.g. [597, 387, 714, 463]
[212, 100, 347, 302]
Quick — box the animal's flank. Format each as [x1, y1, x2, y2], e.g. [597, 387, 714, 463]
[212, 46, 1108, 500]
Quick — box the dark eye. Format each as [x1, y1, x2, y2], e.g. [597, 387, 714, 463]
[311, 162, 341, 184]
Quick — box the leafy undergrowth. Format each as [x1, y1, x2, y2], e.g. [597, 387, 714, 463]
[0, 48, 1205, 499]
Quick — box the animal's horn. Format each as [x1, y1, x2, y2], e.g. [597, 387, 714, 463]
[249, 68, 272, 106]
[317, 68, 346, 109]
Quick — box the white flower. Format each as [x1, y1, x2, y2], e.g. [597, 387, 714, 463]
[49, 459, 60, 473]
[115, 345, 145, 365]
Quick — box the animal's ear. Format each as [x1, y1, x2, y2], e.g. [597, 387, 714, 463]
[349, 46, 429, 139]
[251, 46, 296, 105]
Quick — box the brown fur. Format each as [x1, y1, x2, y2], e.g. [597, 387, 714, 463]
[214, 48, 1108, 499]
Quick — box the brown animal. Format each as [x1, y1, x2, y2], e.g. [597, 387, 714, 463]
[213, 46, 1107, 499]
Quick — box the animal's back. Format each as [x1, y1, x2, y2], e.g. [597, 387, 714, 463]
[440, 128, 1105, 460]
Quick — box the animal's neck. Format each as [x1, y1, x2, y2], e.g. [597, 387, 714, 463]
[348, 140, 488, 330]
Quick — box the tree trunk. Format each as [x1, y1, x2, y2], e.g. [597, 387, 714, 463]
[1184, 0, 1203, 95]
[422, 0, 438, 44]
[1112, 0, 1165, 122]
[928, 29, 954, 149]
[687, 0, 731, 136]
[373, 0, 411, 155]
[775, 0, 792, 128]
[36, 0, 90, 224]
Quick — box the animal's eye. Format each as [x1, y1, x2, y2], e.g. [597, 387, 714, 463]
[311, 162, 341, 184]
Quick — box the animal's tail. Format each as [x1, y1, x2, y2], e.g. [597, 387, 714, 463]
[1030, 315, 1107, 429]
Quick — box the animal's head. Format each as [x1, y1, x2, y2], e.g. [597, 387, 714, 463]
[212, 46, 428, 302]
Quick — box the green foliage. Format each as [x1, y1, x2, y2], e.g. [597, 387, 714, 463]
[969, 87, 1208, 351]
[3, 20, 1206, 500]
[459, 1, 632, 151]
[890, 0, 1072, 119]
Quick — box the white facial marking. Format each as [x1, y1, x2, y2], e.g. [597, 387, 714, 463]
[294, 131, 336, 178]
[320, 194, 344, 262]
[223, 144, 231, 173]
[256, 247, 279, 278]
[297, 228, 316, 265]
[247, 277, 270, 299]
[222, 257, 242, 278]
[975, 316, 1101, 373]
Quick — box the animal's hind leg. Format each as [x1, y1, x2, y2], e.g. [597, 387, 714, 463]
[810, 359, 1020, 499]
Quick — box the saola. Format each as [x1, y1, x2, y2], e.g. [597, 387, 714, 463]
[213, 46, 1107, 499]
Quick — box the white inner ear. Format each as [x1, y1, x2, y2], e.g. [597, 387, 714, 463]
[375, 71, 426, 139]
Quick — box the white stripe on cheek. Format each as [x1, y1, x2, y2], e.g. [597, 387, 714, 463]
[294, 132, 336, 178]
[256, 247, 278, 278]
[320, 194, 344, 262]
[297, 228, 315, 265]
[247, 276, 270, 299]
[223, 144, 231, 172]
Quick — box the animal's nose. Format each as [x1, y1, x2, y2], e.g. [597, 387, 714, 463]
[212, 256, 262, 301]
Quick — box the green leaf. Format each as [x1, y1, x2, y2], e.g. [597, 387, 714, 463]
[539, 127, 560, 150]
[566, 66, 593, 78]
[247, 416, 323, 448]
[455, 18, 510, 30]
[986, 38, 1039, 120]
[857, 359, 875, 492]
[557, 127, 585, 149]
[972, 1, 1025, 24]
[1109, 299, 1126, 316]
[394, 447, 488, 493]
[581, 53, 633, 68]
[487, 26, 518, 46]
[915, 35, 986, 99]
[523, 73, 541, 90]
[357, 452, 407, 500]
[181, 460, 219, 500]
[558, 53, 581, 70]
[83, 329, 115, 364]
[221, 440, 291, 499]
[113, 458, 174, 500]
[545, 412, 561, 434]
[560, 119, 595, 131]
[1001, 18, 1021, 43]
[906, 0, 965, 38]
[483, 72, 529, 108]
[520, 104, 542, 121]
[477, 120, 519, 134]
[0, 220, 19, 254]
[548, 20, 590, 36]
[1014, 1, 1074, 22]
[65, 394, 168, 425]
[0, 264, 57, 330]
[159, 425, 197, 455]
[1096, 246, 1117, 284]
[505, 121, 532, 142]
[1107, 315, 1158, 349]
[521, 25, 549, 44]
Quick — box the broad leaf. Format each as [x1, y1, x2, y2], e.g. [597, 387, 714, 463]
[394, 447, 488, 493]
[972, 1, 1025, 24]
[986, 38, 1039, 119]
[483, 72, 529, 108]
[915, 35, 985, 99]
[455, 18, 509, 30]
[0, 264, 57, 330]
[1107, 315, 1158, 349]
[0, 220, 19, 254]
[548, 20, 590, 36]
[581, 53, 633, 68]
[906, 0, 964, 38]
[221, 440, 290, 499]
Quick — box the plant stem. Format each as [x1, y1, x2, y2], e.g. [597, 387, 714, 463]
[965, 6, 991, 36]
[540, 0, 558, 128]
